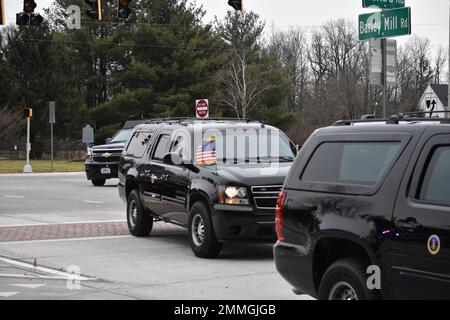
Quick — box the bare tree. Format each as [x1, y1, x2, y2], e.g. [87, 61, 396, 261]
[433, 46, 447, 84]
[269, 28, 309, 111]
[216, 11, 274, 118]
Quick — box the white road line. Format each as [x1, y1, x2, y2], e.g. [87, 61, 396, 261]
[0, 256, 94, 281]
[82, 200, 104, 204]
[0, 273, 79, 280]
[0, 292, 19, 297]
[0, 235, 132, 245]
[0, 172, 84, 177]
[10, 283, 46, 289]
[3, 195, 24, 198]
[0, 219, 126, 228]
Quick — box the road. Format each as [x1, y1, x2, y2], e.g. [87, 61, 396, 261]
[0, 172, 312, 300]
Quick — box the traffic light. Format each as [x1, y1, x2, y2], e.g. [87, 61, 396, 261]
[118, 0, 132, 19]
[0, 0, 5, 25]
[85, 0, 102, 20]
[228, 0, 243, 11]
[23, 107, 33, 119]
[23, 0, 37, 13]
[16, 1, 43, 26]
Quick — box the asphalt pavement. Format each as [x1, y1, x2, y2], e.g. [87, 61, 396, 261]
[0, 172, 312, 300]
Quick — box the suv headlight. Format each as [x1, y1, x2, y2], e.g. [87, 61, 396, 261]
[219, 186, 249, 206]
[86, 148, 93, 158]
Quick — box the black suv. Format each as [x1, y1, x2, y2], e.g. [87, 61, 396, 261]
[118, 118, 297, 258]
[274, 113, 450, 300]
[85, 120, 145, 186]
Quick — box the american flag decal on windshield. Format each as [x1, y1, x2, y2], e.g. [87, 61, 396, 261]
[196, 137, 216, 166]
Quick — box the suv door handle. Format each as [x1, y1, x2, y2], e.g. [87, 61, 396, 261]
[395, 218, 422, 230]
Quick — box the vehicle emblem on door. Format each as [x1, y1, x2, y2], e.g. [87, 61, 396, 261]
[102, 153, 111, 158]
[427, 235, 441, 255]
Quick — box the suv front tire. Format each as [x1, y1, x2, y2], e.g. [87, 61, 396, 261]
[188, 201, 222, 258]
[127, 190, 153, 237]
[91, 179, 106, 187]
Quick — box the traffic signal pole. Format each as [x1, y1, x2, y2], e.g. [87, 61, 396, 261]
[23, 117, 33, 173]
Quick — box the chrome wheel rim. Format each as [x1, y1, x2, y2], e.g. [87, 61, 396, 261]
[328, 281, 359, 300]
[129, 200, 138, 228]
[192, 214, 205, 246]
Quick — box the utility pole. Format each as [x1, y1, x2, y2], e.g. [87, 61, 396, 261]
[382, 38, 387, 119]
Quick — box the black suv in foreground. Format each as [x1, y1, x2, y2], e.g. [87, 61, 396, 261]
[85, 120, 145, 186]
[118, 118, 297, 258]
[274, 112, 450, 300]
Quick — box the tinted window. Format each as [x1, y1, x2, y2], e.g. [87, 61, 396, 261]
[125, 131, 152, 158]
[420, 147, 450, 205]
[301, 142, 400, 186]
[153, 135, 170, 160]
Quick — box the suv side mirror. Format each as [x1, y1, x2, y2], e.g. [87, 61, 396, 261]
[105, 138, 112, 144]
[162, 152, 200, 173]
[162, 152, 182, 166]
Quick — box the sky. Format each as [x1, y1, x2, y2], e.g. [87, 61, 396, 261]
[2, 0, 449, 48]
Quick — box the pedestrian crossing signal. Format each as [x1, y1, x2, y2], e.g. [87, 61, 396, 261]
[23, 107, 33, 119]
[228, 0, 243, 11]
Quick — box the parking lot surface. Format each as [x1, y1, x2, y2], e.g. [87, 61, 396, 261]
[0, 173, 311, 300]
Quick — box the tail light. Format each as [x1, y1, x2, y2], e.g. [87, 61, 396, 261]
[275, 189, 286, 241]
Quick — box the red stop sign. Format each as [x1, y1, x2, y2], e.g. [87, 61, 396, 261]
[196, 99, 209, 118]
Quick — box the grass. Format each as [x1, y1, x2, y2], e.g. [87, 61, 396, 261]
[0, 160, 84, 174]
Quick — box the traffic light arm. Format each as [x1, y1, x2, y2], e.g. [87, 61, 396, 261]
[97, 0, 102, 20]
[0, 0, 5, 25]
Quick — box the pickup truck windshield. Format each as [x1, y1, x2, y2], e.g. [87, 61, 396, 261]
[110, 129, 133, 144]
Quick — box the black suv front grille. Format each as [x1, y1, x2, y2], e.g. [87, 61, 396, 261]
[251, 185, 283, 210]
[92, 151, 122, 163]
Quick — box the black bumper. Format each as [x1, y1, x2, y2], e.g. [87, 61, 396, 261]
[211, 204, 277, 242]
[273, 241, 317, 298]
[85, 163, 119, 180]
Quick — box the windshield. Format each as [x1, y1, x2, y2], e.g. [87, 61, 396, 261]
[109, 129, 133, 144]
[195, 128, 296, 165]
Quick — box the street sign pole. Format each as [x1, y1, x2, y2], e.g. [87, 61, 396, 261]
[382, 38, 387, 118]
[23, 117, 32, 173]
[49, 101, 56, 172]
[448, 0, 450, 119]
[51, 122, 54, 171]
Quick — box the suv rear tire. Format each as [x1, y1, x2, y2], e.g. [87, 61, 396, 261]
[318, 258, 378, 300]
[91, 179, 106, 187]
[127, 190, 153, 237]
[188, 201, 222, 258]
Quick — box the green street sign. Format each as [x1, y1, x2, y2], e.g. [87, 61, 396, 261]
[359, 7, 411, 41]
[362, 0, 405, 9]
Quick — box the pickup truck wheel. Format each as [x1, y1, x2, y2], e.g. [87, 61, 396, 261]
[318, 258, 378, 300]
[188, 201, 222, 258]
[91, 179, 106, 187]
[127, 190, 153, 237]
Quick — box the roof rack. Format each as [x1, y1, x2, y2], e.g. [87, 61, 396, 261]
[334, 110, 450, 126]
[144, 117, 258, 125]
